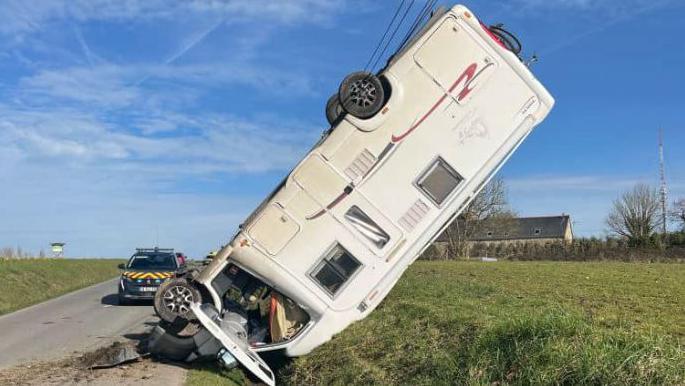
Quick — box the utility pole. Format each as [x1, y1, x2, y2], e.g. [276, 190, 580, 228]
[659, 129, 668, 239]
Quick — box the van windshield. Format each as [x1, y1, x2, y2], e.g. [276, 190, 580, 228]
[212, 264, 309, 346]
[127, 253, 177, 270]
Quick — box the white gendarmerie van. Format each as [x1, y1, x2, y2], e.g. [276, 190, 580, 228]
[151, 5, 554, 385]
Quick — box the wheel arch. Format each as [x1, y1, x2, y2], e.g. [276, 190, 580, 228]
[343, 70, 403, 132]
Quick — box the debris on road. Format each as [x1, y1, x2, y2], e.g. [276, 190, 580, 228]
[0, 340, 185, 386]
[80, 341, 142, 370]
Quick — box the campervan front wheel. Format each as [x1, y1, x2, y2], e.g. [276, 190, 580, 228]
[338, 71, 385, 119]
[154, 278, 201, 324]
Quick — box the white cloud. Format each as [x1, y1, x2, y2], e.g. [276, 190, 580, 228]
[505, 173, 685, 237]
[0, 104, 320, 257]
[17, 61, 317, 110]
[0, 0, 347, 257]
[20, 65, 141, 107]
[513, 0, 676, 12]
[0, 161, 260, 257]
[508, 174, 685, 193]
[507, 175, 646, 192]
[0, 103, 319, 173]
[0, 0, 345, 38]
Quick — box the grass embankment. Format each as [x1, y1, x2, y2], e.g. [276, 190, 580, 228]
[0, 258, 123, 315]
[187, 261, 685, 385]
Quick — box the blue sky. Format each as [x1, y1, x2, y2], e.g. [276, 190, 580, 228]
[0, 0, 683, 258]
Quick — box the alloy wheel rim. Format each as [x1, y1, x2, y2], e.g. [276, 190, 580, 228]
[162, 285, 194, 315]
[349, 78, 377, 108]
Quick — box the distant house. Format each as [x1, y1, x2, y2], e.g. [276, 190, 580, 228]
[436, 214, 574, 245]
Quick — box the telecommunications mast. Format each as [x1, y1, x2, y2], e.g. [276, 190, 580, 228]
[659, 129, 667, 237]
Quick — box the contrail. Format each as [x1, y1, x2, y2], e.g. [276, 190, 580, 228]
[72, 25, 96, 67]
[134, 17, 225, 86]
[539, 0, 679, 56]
[164, 17, 225, 65]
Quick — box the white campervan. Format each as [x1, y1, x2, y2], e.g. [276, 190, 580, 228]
[151, 5, 554, 385]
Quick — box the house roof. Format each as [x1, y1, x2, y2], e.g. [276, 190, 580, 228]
[437, 215, 572, 242]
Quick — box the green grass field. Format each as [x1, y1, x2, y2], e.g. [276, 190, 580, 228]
[186, 261, 684, 386]
[0, 258, 123, 315]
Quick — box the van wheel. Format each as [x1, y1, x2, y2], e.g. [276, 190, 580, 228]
[338, 71, 385, 119]
[154, 278, 200, 324]
[325, 93, 344, 125]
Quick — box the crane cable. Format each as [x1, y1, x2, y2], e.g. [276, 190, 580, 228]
[363, 0, 407, 73]
[340, 1, 428, 113]
[368, 0, 416, 73]
[394, 0, 436, 55]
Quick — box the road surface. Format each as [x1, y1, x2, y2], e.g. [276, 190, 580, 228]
[0, 278, 158, 368]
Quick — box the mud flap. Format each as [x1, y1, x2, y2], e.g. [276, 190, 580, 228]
[190, 302, 275, 386]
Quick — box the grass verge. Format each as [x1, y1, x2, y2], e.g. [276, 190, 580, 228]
[0, 258, 123, 316]
[187, 261, 685, 385]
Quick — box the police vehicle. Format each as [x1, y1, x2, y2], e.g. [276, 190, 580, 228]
[118, 248, 181, 304]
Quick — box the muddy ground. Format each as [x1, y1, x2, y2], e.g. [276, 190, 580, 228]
[0, 341, 187, 386]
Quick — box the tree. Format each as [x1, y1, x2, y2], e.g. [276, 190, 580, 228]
[606, 184, 662, 247]
[672, 198, 685, 230]
[442, 177, 516, 259]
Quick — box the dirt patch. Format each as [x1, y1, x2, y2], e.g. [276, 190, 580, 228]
[0, 341, 187, 386]
[79, 341, 141, 369]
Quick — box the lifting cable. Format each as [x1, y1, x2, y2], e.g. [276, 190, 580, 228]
[394, 0, 436, 55]
[342, 0, 415, 110]
[368, 0, 416, 73]
[363, 0, 407, 73]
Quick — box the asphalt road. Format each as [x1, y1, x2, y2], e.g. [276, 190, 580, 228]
[0, 278, 159, 369]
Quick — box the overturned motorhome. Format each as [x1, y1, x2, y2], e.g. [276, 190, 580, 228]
[149, 4, 555, 384]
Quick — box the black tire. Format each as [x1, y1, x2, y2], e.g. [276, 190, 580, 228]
[148, 325, 196, 361]
[338, 71, 385, 119]
[325, 93, 344, 125]
[154, 278, 201, 324]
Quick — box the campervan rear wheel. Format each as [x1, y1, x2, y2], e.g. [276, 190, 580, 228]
[338, 71, 385, 119]
[325, 93, 344, 125]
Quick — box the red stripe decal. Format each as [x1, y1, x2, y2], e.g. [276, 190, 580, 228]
[305, 189, 351, 220]
[305, 209, 326, 220]
[391, 62, 478, 143]
[450, 62, 478, 101]
[304, 64, 479, 221]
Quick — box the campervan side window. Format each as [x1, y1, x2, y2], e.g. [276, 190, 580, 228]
[310, 244, 361, 296]
[416, 157, 463, 206]
[344, 206, 390, 248]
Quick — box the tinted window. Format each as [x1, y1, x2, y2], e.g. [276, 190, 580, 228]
[127, 253, 177, 270]
[313, 263, 346, 294]
[417, 158, 462, 205]
[311, 245, 361, 296]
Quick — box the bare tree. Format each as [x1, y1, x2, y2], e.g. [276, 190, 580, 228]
[672, 198, 685, 230]
[442, 177, 516, 259]
[606, 184, 662, 246]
